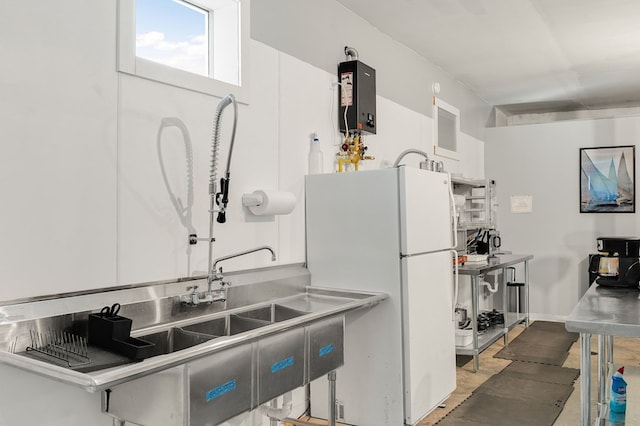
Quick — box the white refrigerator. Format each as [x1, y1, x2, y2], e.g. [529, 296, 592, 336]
[305, 166, 456, 426]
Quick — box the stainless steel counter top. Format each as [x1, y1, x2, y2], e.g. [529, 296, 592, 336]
[457, 254, 534, 276]
[565, 285, 640, 337]
[565, 282, 640, 425]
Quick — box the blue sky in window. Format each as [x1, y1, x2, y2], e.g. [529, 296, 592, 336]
[136, 0, 208, 76]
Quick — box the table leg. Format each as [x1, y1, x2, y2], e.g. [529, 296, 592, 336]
[598, 334, 607, 420]
[328, 370, 337, 426]
[471, 275, 479, 372]
[502, 267, 508, 345]
[524, 261, 530, 327]
[580, 332, 592, 426]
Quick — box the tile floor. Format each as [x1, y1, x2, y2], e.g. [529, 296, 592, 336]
[421, 323, 640, 426]
[300, 322, 640, 425]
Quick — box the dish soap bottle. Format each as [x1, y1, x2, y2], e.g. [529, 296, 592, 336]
[609, 366, 627, 425]
[308, 133, 324, 175]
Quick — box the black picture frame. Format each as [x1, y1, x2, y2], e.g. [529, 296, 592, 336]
[580, 145, 635, 213]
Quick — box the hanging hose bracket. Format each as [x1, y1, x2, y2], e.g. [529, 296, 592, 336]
[188, 234, 215, 245]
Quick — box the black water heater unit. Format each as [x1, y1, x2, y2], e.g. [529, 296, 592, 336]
[338, 60, 376, 134]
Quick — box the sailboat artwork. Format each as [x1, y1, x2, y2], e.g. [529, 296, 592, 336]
[580, 146, 635, 213]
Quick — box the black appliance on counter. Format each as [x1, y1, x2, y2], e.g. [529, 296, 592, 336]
[589, 237, 640, 288]
[475, 229, 501, 257]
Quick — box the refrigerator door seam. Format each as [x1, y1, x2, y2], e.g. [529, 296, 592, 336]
[401, 249, 452, 257]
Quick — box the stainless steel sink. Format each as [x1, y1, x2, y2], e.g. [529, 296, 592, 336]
[236, 304, 309, 322]
[140, 327, 217, 357]
[173, 303, 307, 340]
[175, 316, 227, 338]
[179, 314, 268, 337]
[106, 300, 343, 425]
[0, 263, 387, 426]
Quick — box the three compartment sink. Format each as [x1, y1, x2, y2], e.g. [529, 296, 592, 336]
[106, 299, 351, 426]
[0, 287, 386, 392]
[0, 264, 387, 426]
[139, 303, 308, 357]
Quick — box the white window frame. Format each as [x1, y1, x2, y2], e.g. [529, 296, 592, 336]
[117, 0, 250, 103]
[433, 96, 460, 161]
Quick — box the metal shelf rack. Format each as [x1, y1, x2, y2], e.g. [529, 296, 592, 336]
[451, 177, 497, 231]
[455, 254, 533, 372]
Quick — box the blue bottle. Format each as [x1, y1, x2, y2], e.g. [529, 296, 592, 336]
[610, 366, 627, 424]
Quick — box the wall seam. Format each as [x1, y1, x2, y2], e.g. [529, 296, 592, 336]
[115, 73, 121, 284]
[276, 51, 283, 262]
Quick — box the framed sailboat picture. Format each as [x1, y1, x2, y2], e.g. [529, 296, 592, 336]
[580, 145, 635, 213]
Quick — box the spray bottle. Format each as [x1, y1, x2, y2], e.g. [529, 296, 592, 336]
[308, 133, 324, 175]
[609, 366, 627, 424]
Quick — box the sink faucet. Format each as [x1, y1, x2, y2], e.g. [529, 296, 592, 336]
[181, 283, 229, 306]
[181, 245, 277, 307]
[185, 94, 238, 299]
[210, 245, 277, 283]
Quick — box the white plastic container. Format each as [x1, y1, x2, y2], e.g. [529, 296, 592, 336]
[308, 135, 323, 175]
[465, 254, 488, 264]
[455, 329, 473, 347]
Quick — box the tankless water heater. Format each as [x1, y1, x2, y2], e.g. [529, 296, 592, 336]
[338, 60, 376, 135]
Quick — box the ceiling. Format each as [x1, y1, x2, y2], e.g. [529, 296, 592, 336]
[335, 0, 640, 115]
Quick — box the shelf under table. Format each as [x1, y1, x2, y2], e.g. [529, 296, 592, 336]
[455, 312, 527, 355]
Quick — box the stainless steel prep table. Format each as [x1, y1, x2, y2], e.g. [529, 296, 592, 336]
[456, 254, 533, 371]
[565, 285, 640, 426]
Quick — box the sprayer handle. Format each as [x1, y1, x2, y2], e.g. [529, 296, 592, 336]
[217, 211, 226, 223]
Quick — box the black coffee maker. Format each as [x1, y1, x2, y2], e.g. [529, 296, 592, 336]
[589, 237, 640, 288]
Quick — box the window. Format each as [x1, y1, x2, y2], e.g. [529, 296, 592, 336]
[432, 96, 460, 160]
[117, 0, 249, 102]
[136, 0, 208, 77]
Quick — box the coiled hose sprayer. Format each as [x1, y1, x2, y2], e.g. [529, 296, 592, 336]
[210, 94, 238, 224]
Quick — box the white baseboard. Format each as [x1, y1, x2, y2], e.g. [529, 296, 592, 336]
[529, 313, 569, 323]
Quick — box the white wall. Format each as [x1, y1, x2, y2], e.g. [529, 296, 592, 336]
[0, 0, 118, 299]
[252, 0, 492, 141]
[0, 1, 484, 425]
[486, 117, 640, 320]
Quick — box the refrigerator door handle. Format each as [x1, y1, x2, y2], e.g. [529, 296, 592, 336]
[448, 173, 460, 321]
[448, 172, 459, 251]
[450, 249, 459, 321]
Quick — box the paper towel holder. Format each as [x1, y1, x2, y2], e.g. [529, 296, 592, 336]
[241, 190, 296, 216]
[241, 192, 264, 208]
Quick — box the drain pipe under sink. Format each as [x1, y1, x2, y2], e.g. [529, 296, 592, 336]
[258, 392, 293, 424]
[481, 275, 500, 294]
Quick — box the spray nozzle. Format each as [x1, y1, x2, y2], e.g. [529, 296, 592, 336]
[216, 175, 230, 223]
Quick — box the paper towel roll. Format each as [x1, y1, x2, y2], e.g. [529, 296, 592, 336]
[247, 190, 296, 216]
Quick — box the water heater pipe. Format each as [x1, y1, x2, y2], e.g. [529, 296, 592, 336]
[392, 148, 430, 167]
[344, 46, 359, 61]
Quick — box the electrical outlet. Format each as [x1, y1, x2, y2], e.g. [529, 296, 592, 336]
[336, 399, 345, 422]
